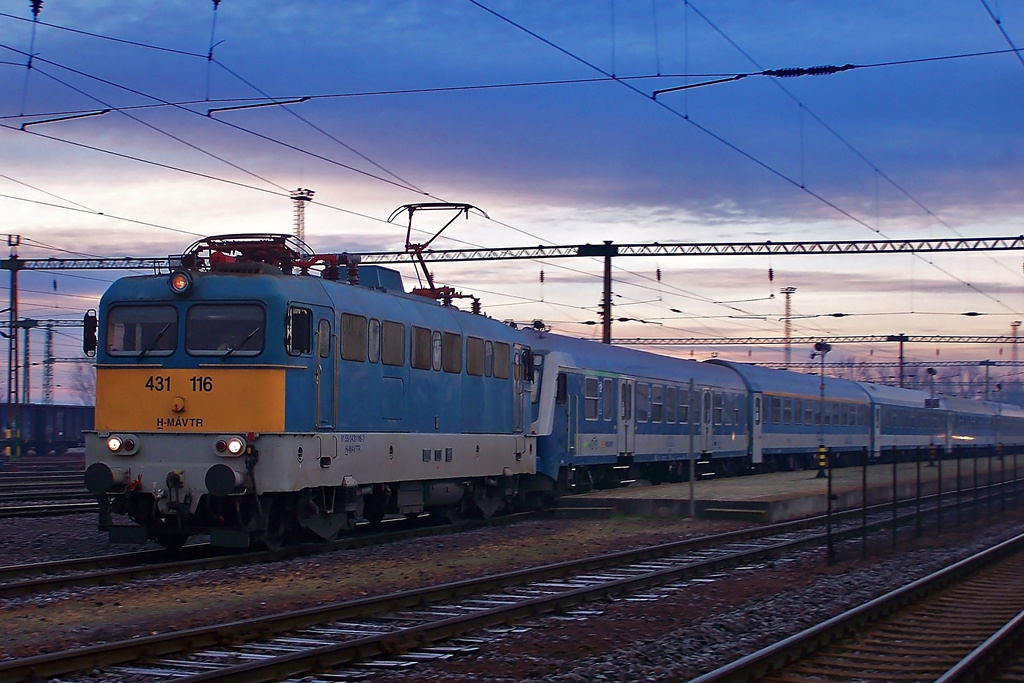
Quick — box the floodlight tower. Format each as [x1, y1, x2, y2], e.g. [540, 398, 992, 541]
[1012, 320, 1021, 367]
[781, 287, 796, 368]
[291, 188, 315, 241]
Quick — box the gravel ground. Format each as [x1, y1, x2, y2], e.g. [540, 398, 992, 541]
[3, 508, 1023, 681]
[382, 513, 1024, 682]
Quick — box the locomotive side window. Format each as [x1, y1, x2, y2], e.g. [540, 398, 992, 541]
[381, 320, 405, 366]
[341, 313, 367, 362]
[318, 320, 331, 357]
[466, 336, 484, 376]
[442, 332, 462, 373]
[493, 342, 511, 379]
[187, 304, 264, 356]
[431, 330, 442, 371]
[367, 319, 381, 363]
[106, 305, 177, 357]
[411, 326, 432, 370]
[556, 372, 567, 405]
[287, 307, 312, 355]
[584, 377, 599, 420]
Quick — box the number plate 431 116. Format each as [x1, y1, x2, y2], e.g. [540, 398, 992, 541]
[96, 368, 286, 432]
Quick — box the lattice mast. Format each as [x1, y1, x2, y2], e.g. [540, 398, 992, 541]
[781, 287, 796, 368]
[290, 188, 314, 241]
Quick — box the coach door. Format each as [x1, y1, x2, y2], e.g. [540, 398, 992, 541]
[700, 388, 714, 453]
[618, 379, 635, 455]
[315, 316, 335, 430]
[751, 393, 764, 464]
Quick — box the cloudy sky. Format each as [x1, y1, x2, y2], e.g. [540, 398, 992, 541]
[1, 1, 1022, 401]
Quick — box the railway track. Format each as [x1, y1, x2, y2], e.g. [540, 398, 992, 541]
[691, 533, 1024, 683]
[0, 476, 1014, 599]
[2, 494, 1013, 683]
[0, 501, 97, 518]
[0, 511, 552, 600]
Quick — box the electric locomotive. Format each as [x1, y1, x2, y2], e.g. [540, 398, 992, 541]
[84, 234, 543, 549]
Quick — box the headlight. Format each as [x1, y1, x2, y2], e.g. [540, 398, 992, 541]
[168, 269, 193, 295]
[214, 436, 247, 457]
[105, 434, 140, 455]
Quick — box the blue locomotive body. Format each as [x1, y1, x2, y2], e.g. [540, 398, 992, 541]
[84, 235, 540, 549]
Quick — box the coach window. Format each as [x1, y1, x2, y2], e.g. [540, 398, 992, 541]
[603, 378, 614, 420]
[381, 320, 405, 366]
[493, 342, 511, 379]
[106, 305, 177, 357]
[651, 385, 664, 423]
[341, 313, 367, 362]
[637, 383, 650, 422]
[805, 404, 813, 425]
[584, 377, 600, 420]
[187, 304, 264, 356]
[679, 391, 690, 424]
[442, 332, 461, 373]
[665, 386, 677, 424]
[714, 393, 724, 425]
[367, 319, 381, 363]
[411, 326, 432, 370]
[793, 399, 802, 426]
[467, 336, 484, 376]
[769, 396, 781, 424]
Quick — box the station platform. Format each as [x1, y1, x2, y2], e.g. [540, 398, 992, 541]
[560, 455, 1024, 522]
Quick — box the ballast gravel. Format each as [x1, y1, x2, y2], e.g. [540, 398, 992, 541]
[3, 507, 1023, 681]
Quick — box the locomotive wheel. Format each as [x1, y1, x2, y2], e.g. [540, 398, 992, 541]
[153, 532, 189, 550]
[261, 496, 292, 551]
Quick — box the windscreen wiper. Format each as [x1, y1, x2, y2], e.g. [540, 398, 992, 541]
[136, 323, 171, 361]
[221, 326, 261, 361]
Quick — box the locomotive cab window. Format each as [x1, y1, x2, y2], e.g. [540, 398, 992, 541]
[287, 307, 312, 355]
[106, 305, 177, 357]
[186, 304, 264, 356]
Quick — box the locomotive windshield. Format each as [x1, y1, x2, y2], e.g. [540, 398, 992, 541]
[186, 304, 265, 357]
[106, 305, 177, 357]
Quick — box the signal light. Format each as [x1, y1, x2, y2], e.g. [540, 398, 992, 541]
[106, 436, 123, 452]
[226, 437, 245, 455]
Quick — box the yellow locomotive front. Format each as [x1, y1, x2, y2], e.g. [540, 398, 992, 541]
[84, 235, 329, 549]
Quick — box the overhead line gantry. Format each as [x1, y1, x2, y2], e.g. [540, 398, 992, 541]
[2, 233, 1022, 404]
